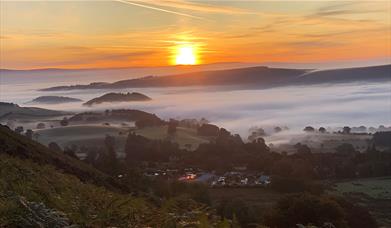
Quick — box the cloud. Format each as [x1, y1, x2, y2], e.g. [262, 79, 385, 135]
[116, 0, 205, 20]
[38, 48, 155, 67]
[126, 0, 251, 14]
[286, 40, 343, 48]
[309, 2, 384, 18]
[116, 0, 253, 20]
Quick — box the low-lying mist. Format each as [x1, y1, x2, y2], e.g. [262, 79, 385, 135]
[2, 81, 390, 139]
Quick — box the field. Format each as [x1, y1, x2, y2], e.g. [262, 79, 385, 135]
[134, 126, 209, 150]
[209, 187, 282, 209]
[271, 133, 372, 154]
[36, 124, 128, 154]
[36, 124, 209, 155]
[329, 176, 391, 226]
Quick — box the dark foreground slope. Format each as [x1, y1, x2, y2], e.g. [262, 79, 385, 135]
[0, 125, 123, 191]
[41, 64, 391, 91]
[0, 125, 219, 227]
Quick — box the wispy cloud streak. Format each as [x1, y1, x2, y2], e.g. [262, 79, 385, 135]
[116, 0, 205, 20]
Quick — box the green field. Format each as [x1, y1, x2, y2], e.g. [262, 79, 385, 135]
[36, 124, 209, 153]
[134, 126, 209, 150]
[36, 124, 128, 153]
[329, 176, 391, 226]
[209, 187, 282, 208]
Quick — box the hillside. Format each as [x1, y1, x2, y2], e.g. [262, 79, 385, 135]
[40, 64, 391, 91]
[0, 102, 68, 120]
[83, 92, 151, 106]
[41, 66, 308, 90]
[0, 154, 155, 226]
[0, 125, 123, 191]
[28, 96, 82, 104]
[292, 65, 391, 85]
[0, 124, 218, 226]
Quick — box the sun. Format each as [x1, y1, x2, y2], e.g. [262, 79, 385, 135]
[174, 44, 197, 65]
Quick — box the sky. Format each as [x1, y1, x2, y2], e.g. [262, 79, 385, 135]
[0, 0, 390, 69]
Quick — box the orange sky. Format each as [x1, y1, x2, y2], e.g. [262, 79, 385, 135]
[0, 0, 390, 69]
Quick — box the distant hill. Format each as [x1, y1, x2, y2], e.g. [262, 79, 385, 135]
[41, 66, 308, 91]
[0, 102, 68, 120]
[40, 64, 391, 91]
[28, 96, 82, 104]
[83, 92, 151, 106]
[291, 65, 391, 85]
[69, 109, 161, 123]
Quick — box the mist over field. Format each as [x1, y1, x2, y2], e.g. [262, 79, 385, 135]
[2, 74, 390, 137]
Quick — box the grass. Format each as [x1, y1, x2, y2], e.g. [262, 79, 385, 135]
[329, 176, 391, 226]
[209, 187, 282, 209]
[135, 126, 209, 150]
[36, 124, 209, 153]
[331, 176, 391, 200]
[0, 126, 220, 226]
[36, 124, 128, 153]
[0, 154, 190, 227]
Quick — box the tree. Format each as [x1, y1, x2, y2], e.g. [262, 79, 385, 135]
[319, 127, 326, 133]
[14, 126, 24, 134]
[342, 126, 351, 134]
[248, 127, 266, 142]
[36, 123, 46, 129]
[94, 135, 120, 176]
[197, 124, 220, 136]
[63, 145, 78, 159]
[264, 194, 346, 228]
[25, 129, 33, 139]
[295, 143, 311, 155]
[105, 109, 110, 116]
[335, 143, 356, 156]
[167, 119, 178, 136]
[60, 117, 69, 126]
[48, 142, 62, 151]
[303, 126, 315, 132]
[274, 126, 282, 133]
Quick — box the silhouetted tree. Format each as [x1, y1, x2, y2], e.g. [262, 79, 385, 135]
[342, 126, 351, 134]
[295, 143, 311, 155]
[36, 123, 46, 129]
[274, 126, 282, 133]
[25, 129, 33, 139]
[14, 126, 24, 134]
[319, 127, 326, 133]
[63, 145, 78, 159]
[264, 194, 346, 228]
[48, 142, 62, 151]
[335, 143, 356, 156]
[303, 126, 315, 132]
[167, 119, 178, 136]
[60, 117, 69, 126]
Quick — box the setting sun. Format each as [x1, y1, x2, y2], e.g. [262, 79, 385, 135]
[175, 45, 197, 65]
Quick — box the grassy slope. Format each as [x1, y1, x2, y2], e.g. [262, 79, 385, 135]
[0, 125, 124, 191]
[36, 125, 209, 151]
[329, 176, 391, 226]
[135, 126, 210, 150]
[36, 125, 128, 153]
[0, 154, 156, 227]
[0, 104, 67, 119]
[0, 125, 216, 226]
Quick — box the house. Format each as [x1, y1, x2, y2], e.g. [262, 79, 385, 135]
[256, 175, 271, 186]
